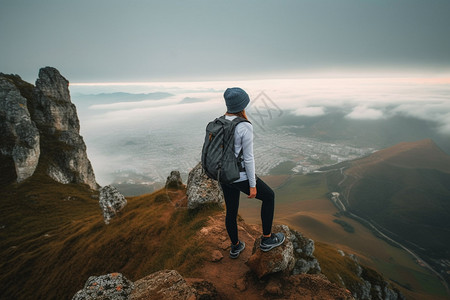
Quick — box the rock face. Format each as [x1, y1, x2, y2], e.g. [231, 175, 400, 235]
[130, 269, 196, 300]
[32, 67, 97, 189]
[0, 68, 98, 189]
[165, 170, 183, 189]
[99, 185, 127, 224]
[0, 76, 40, 182]
[72, 273, 134, 300]
[186, 162, 224, 209]
[246, 224, 321, 278]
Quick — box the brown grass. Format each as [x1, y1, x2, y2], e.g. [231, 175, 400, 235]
[0, 174, 222, 300]
[314, 242, 362, 289]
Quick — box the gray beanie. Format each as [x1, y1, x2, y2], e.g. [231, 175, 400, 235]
[224, 87, 250, 113]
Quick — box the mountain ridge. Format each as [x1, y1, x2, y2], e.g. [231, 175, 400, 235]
[347, 138, 450, 174]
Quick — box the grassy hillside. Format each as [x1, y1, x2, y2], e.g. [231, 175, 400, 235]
[0, 173, 220, 299]
[329, 140, 450, 259]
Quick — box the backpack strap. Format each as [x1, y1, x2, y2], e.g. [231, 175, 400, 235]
[220, 115, 250, 172]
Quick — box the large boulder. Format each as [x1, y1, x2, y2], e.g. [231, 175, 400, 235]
[165, 170, 183, 189]
[130, 269, 196, 300]
[0, 75, 40, 183]
[246, 225, 296, 278]
[72, 273, 134, 300]
[246, 225, 321, 278]
[186, 162, 224, 210]
[99, 185, 127, 224]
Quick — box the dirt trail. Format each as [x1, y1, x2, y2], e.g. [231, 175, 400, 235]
[194, 212, 353, 300]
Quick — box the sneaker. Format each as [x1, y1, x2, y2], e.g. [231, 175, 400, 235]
[230, 240, 245, 259]
[260, 232, 285, 252]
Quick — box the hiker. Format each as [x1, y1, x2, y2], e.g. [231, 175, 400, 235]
[220, 87, 285, 259]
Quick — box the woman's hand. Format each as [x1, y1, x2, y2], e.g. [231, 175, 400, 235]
[248, 187, 257, 198]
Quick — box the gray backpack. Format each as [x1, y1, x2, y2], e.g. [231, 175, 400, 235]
[201, 115, 249, 183]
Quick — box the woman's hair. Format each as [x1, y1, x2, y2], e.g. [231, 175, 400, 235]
[227, 110, 249, 121]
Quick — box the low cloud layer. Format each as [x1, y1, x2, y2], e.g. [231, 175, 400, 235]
[71, 77, 450, 135]
[294, 106, 326, 117]
[346, 106, 384, 120]
[70, 76, 450, 184]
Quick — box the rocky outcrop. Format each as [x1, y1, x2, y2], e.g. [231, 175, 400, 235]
[74, 270, 219, 300]
[32, 67, 97, 189]
[0, 68, 98, 189]
[99, 185, 127, 224]
[291, 229, 321, 275]
[165, 170, 183, 189]
[186, 162, 224, 209]
[72, 273, 134, 300]
[339, 251, 404, 300]
[247, 224, 321, 279]
[131, 269, 196, 300]
[0, 76, 40, 182]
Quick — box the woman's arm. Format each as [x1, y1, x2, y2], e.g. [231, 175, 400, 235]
[240, 122, 256, 188]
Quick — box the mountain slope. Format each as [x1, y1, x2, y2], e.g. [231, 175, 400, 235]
[325, 139, 450, 285]
[0, 176, 219, 299]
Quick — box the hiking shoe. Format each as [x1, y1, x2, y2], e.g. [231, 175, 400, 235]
[230, 240, 245, 259]
[260, 232, 285, 252]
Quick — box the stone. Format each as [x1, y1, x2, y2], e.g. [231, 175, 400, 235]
[186, 162, 224, 210]
[0, 75, 40, 183]
[220, 241, 230, 250]
[234, 277, 247, 292]
[99, 185, 127, 224]
[290, 229, 321, 274]
[246, 225, 296, 278]
[165, 170, 183, 189]
[211, 250, 223, 262]
[130, 269, 196, 300]
[294, 258, 321, 275]
[72, 272, 133, 300]
[188, 279, 220, 300]
[264, 278, 283, 296]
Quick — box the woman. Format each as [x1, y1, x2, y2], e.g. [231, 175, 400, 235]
[221, 87, 285, 259]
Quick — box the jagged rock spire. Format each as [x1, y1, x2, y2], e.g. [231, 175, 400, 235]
[0, 67, 98, 189]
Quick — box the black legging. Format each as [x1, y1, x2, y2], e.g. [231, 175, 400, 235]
[220, 177, 275, 245]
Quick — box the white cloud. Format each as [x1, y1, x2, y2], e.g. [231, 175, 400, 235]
[294, 106, 325, 117]
[346, 106, 384, 120]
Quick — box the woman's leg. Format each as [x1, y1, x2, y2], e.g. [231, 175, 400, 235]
[220, 183, 241, 245]
[232, 178, 275, 236]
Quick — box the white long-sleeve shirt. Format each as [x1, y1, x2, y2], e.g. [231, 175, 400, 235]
[225, 115, 256, 187]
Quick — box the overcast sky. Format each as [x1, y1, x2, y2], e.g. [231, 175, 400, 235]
[1, 0, 450, 82]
